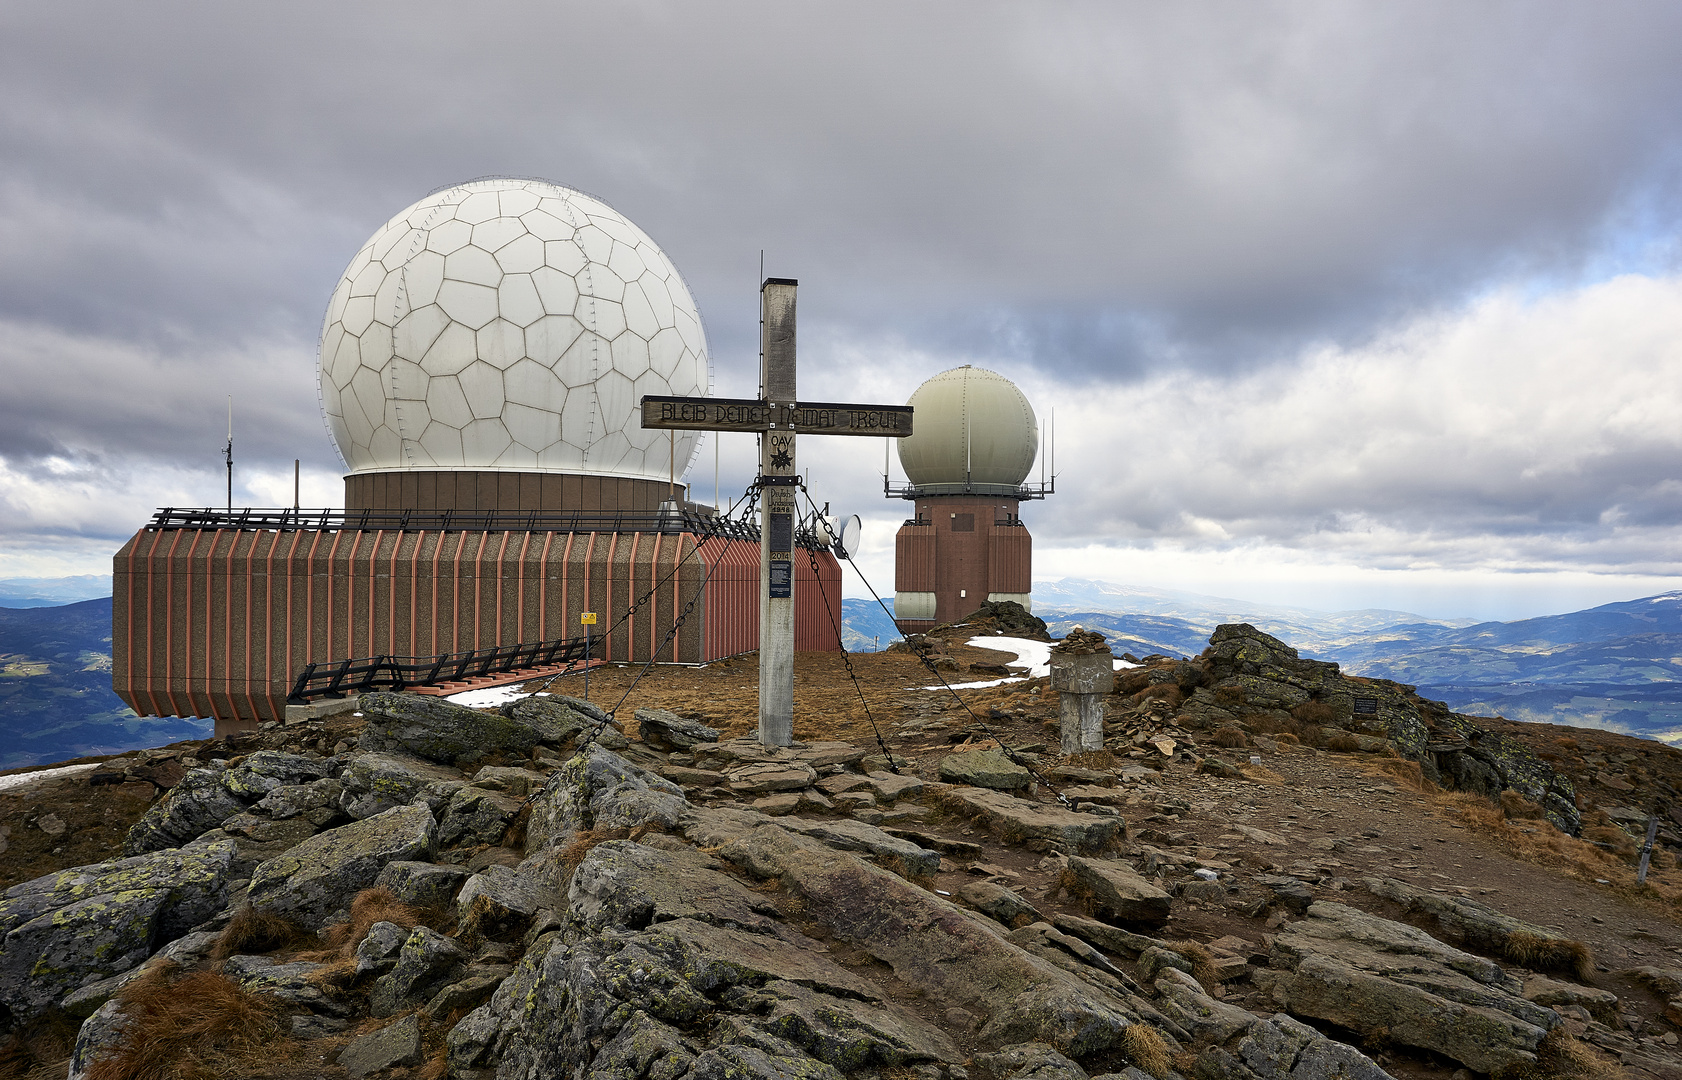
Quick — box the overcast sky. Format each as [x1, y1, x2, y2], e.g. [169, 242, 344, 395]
[4, 1, 1682, 621]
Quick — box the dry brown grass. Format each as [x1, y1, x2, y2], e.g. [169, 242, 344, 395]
[210, 906, 314, 961]
[557, 827, 632, 880]
[417, 1046, 450, 1080]
[1504, 930, 1595, 981]
[1066, 749, 1119, 769]
[1292, 700, 1339, 726]
[1137, 684, 1185, 709]
[1212, 685, 1247, 709]
[1582, 825, 1638, 859]
[0, 1015, 78, 1080]
[307, 887, 424, 959]
[1325, 731, 1363, 753]
[82, 962, 290, 1080]
[1120, 1023, 1172, 1079]
[1500, 789, 1548, 820]
[1167, 940, 1220, 990]
[1373, 757, 1434, 792]
[1249, 712, 1325, 745]
[1525, 1028, 1623, 1080]
[1208, 725, 1249, 748]
[1429, 791, 1682, 913]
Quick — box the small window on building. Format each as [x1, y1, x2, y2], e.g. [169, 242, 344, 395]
[951, 513, 975, 532]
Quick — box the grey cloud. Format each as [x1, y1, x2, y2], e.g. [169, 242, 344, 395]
[4, 0, 1682, 579]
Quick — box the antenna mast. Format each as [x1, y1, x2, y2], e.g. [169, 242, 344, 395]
[224, 397, 233, 512]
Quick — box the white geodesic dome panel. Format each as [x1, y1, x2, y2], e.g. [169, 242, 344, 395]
[319, 177, 711, 479]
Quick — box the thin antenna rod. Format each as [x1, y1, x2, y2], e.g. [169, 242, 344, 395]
[758, 250, 765, 399]
[714, 434, 719, 511]
[294, 459, 300, 510]
[224, 396, 233, 512]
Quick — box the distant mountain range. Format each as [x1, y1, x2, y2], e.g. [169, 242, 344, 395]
[0, 598, 209, 768]
[6, 577, 1682, 766]
[1033, 581, 1682, 743]
[0, 574, 112, 609]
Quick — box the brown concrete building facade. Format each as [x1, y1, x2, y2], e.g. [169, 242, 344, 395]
[892, 496, 1031, 633]
[345, 471, 677, 514]
[113, 506, 842, 732]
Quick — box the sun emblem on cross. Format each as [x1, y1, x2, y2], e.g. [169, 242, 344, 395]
[770, 448, 793, 469]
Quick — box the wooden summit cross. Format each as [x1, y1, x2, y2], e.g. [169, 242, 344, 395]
[641, 278, 913, 747]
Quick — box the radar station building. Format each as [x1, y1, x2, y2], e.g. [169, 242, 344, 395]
[888, 366, 1049, 634]
[112, 178, 841, 732]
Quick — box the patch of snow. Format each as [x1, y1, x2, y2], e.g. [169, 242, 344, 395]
[0, 762, 97, 794]
[921, 676, 1027, 690]
[446, 686, 549, 708]
[964, 636, 1142, 678]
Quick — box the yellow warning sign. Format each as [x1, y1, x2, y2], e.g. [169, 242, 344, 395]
[580, 612, 597, 625]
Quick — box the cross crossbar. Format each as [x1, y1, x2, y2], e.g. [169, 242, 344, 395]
[640, 396, 913, 436]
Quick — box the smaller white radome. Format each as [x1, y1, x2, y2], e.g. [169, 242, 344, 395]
[318, 177, 711, 480]
[897, 365, 1039, 495]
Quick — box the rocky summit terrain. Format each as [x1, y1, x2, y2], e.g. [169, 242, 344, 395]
[5, 614, 1682, 1080]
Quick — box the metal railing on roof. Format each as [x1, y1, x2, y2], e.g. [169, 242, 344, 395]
[142, 506, 763, 540]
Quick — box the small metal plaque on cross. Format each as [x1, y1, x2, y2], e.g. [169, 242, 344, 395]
[640, 278, 913, 747]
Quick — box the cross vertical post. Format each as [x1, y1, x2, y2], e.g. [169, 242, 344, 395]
[758, 278, 798, 746]
[638, 278, 914, 750]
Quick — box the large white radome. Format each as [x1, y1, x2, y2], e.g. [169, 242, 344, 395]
[319, 178, 710, 478]
[897, 366, 1038, 494]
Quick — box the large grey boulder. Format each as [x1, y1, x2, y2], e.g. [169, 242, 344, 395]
[940, 748, 1032, 791]
[358, 691, 573, 767]
[502, 694, 605, 745]
[221, 750, 333, 799]
[448, 917, 954, 1079]
[1259, 901, 1554, 1075]
[0, 840, 236, 1025]
[1065, 857, 1171, 923]
[777, 817, 941, 879]
[942, 787, 1122, 853]
[524, 745, 686, 852]
[716, 822, 1138, 1057]
[1154, 967, 1255, 1043]
[68, 998, 133, 1080]
[636, 707, 720, 751]
[253, 776, 345, 824]
[7, 839, 235, 942]
[436, 786, 524, 849]
[1364, 876, 1592, 977]
[567, 839, 781, 934]
[223, 954, 346, 1015]
[457, 863, 563, 942]
[972, 1042, 1089, 1080]
[339, 1014, 424, 1078]
[1195, 1013, 1396, 1080]
[247, 803, 436, 924]
[124, 764, 247, 854]
[0, 887, 167, 1024]
[338, 752, 462, 820]
[370, 926, 467, 1016]
[374, 860, 470, 910]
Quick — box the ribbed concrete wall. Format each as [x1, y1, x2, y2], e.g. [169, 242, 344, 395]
[345, 471, 681, 513]
[892, 497, 1029, 631]
[113, 527, 840, 730]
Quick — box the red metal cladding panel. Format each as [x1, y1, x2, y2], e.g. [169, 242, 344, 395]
[795, 550, 844, 652]
[113, 527, 842, 727]
[894, 524, 936, 593]
[988, 524, 1033, 596]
